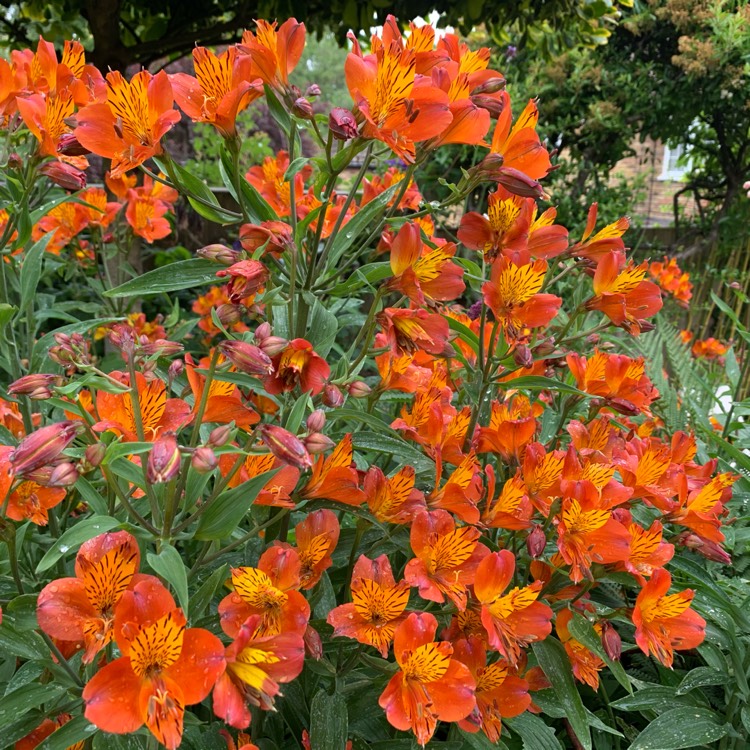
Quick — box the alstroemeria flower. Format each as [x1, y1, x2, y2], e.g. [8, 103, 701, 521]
[17, 87, 76, 157]
[300, 434, 365, 506]
[294, 509, 340, 590]
[363, 465, 427, 524]
[379, 612, 476, 746]
[571, 203, 629, 261]
[427, 452, 483, 524]
[264, 339, 330, 396]
[223, 452, 300, 508]
[473, 550, 553, 666]
[240, 19, 306, 91]
[74, 70, 181, 177]
[37, 531, 154, 662]
[404, 509, 489, 610]
[83, 582, 225, 749]
[377, 307, 451, 356]
[476, 396, 543, 463]
[632, 567, 705, 668]
[213, 614, 305, 729]
[328, 554, 410, 657]
[556, 609, 605, 689]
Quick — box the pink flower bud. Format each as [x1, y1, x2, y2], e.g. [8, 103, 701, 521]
[306, 84, 321, 98]
[208, 424, 234, 448]
[216, 260, 269, 300]
[322, 384, 345, 407]
[470, 76, 506, 96]
[48, 461, 79, 487]
[471, 94, 505, 117]
[526, 525, 546, 558]
[146, 434, 182, 484]
[168, 359, 184, 380]
[292, 97, 314, 119]
[8, 374, 60, 400]
[304, 624, 323, 660]
[218, 340, 274, 376]
[191, 446, 218, 473]
[254, 322, 272, 342]
[494, 167, 546, 199]
[329, 107, 358, 140]
[347, 380, 372, 398]
[513, 345, 533, 369]
[216, 303, 242, 326]
[305, 432, 335, 454]
[10, 421, 79, 476]
[57, 133, 90, 157]
[259, 336, 288, 357]
[676, 532, 732, 565]
[306, 409, 326, 433]
[84, 443, 106, 468]
[7, 152, 22, 170]
[197, 244, 242, 265]
[140, 339, 184, 357]
[601, 622, 622, 661]
[39, 161, 87, 191]
[607, 397, 640, 416]
[259, 424, 313, 470]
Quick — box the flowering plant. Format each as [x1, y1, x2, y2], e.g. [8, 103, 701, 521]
[0, 18, 745, 750]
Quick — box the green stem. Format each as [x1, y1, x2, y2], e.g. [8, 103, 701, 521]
[39, 631, 84, 687]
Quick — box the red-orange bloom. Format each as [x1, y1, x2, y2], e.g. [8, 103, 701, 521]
[454, 636, 530, 742]
[473, 550, 553, 666]
[240, 19, 306, 91]
[171, 46, 262, 138]
[264, 338, 330, 396]
[294, 509, 340, 589]
[218, 547, 310, 638]
[427, 452, 483, 524]
[476, 396, 543, 462]
[17, 87, 76, 157]
[362, 167, 423, 211]
[387, 222, 465, 304]
[482, 257, 561, 339]
[632, 567, 705, 668]
[245, 150, 311, 218]
[300, 434, 365, 505]
[572, 203, 629, 261]
[328, 554, 410, 657]
[379, 612, 476, 746]
[363, 465, 427, 523]
[404, 509, 489, 610]
[555, 610, 605, 689]
[16, 714, 83, 750]
[213, 614, 305, 729]
[32, 201, 89, 255]
[667, 472, 735, 544]
[124, 188, 171, 242]
[482, 467, 534, 530]
[37, 531, 155, 662]
[83, 583, 225, 749]
[377, 307, 451, 356]
[74, 70, 181, 177]
[79, 187, 120, 227]
[223, 452, 300, 508]
[648, 256, 692, 305]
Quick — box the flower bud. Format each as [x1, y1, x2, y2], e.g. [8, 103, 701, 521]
[601, 622, 622, 661]
[8, 373, 60, 400]
[259, 424, 313, 470]
[254, 322, 272, 342]
[513, 344, 533, 369]
[197, 244, 242, 266]
[586, 333, 601, 346]
[470, 76, 506, 96]
[84, 443, 106, 468]
[168, 359, 184, 380]
[259, 336, 288, 357]
[39, 161, 87, 191]
[306, 409, 326, 433]
[533, 338, 556, 356]
[216, 303, 242, 327]
[146, 434, 181, 484]
[10, 421, 79, 476]
[329, 107, 358, 140]
[494, 167, 546, 199]
[637, 320, 655, 333]
[7, 152, 22, 170]
[322, 384, 345, 407]
[191, 446, 218, 473]
[305, 432, 335, 454]
[347, 380, 372, 398]
[208, 423, 234, 448]
[216, 260, 269, 300]
[676, 532, 732, 565]
[306, 84, 322, 98]
[292, 97, 314, 119]
[218, 340, 274, 376]
[140, 339, 184, 357]
[526, 525, 546, 558]
[607, 397, 640, 416]
[48, 461, 80, 487]
[471, 94, 505, 117]
[304, 624, 323, 660]
[57, 133, 90, 157]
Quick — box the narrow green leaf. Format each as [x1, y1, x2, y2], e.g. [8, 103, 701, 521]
[147, 545, 190, 613]
[189, 564, 228, 619]
[0, 684, 65, 730]
[505, 712, 563, 750]
[309, 691, 348, 750]
[36, 515, 122, 573]
[20, 233, 52, 310]
[532, 638, 591, 750]
[628, 707, 729, 750]
[103, 259, 220, 298]
[38, 715, 98, 750]
[675, 666, 727, 695]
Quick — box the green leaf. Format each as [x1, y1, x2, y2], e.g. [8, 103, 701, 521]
[264, 85, 292, 132]
[20, 233, 52, 310]
[36, 515, 122, 573]
[103, 259, 220, 298]
[628, 707, 729, 750]
[285, 392, 311, 434]
[147, 545, 189, 613]
[532, 638, 591, 750]
[675, 666, 727, 695]
[0, 622, 48, 660]
[610, 686, 695, 712]
[505, 375, 591, 399]
[505, 712, 563, 750]
[351, 432, 434, 475]
[37, 715, 98, 750]
[195, 469, 279, 539]
[458, 727, 508, 749]
[307, 298, 339, 357]
[189, 564, 228, 619]
[309, 691, 348, 750]
[446, 316, 480, 352]
[0, 684, 66, 730]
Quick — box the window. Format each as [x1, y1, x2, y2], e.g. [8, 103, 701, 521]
[659, 143, 691, 181]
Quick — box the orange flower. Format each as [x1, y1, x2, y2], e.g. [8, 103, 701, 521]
[245, 150, 311, 217]
[124, 187, 172, 242]
[300, 434, 365, 506]
[473, 550, 553, 666]
[32, 201, 89, 255]
[427, 452, 483, 524]
[377, 307, 451, 356]
[93, 371, 191, 441]
[213, 614, 304, 729]
[488, 93, 552, 181]
[74, 70, 180, 177]
[379, 612, 476, 746]
[387, 222, 465, 304]
[453, 636, 530, 742]
[327, 554, 410, 657]
[218, 546, 310, 638]
[364, 466, 427, 523]
[79, 187, 120, 227]
[264, 338, 330, 396]
[482, 467, 534, 530]
[555, 609, 604, 689]
[691, 337, 729, 360]
[172, 46, 262, 138]
[618, 516, 674, 583]
[632, 567, 705, 667]
[404, 509, 489, 610]
[294, 509, 339, 589]
[83, 583, 225, 749]
[572, 203, 629, 261]
[362, 167, 423, 211]
[482, 257, 561, 339]
[223, 452, 300, 508]
[37, 531, 153, 662]
[476, 396, 543, 462]
[16, 714, 83, 750]
[587, 251, 663, 334]
[345, 29, 452, 162]
[667, 472, 735, 544]
[17, 87, 76, 157]
[240, 19, 306, 91]
[648, 256, 692, 305]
